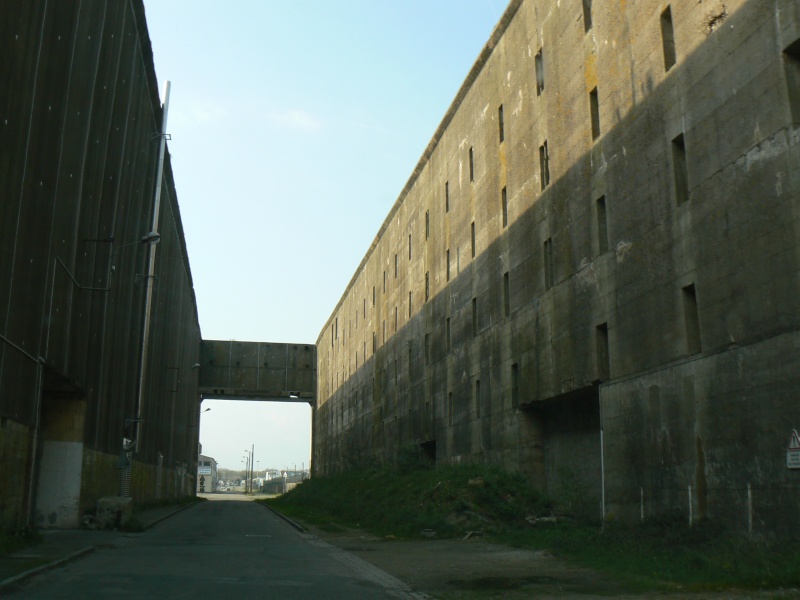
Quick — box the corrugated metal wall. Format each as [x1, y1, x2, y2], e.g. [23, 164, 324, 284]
[0, 0, 201, 515]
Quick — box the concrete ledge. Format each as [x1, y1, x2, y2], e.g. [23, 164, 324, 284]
[141, 501, 198, 530]
[258, 502, 306, 533]
[0, 501, 198, 591]
[0, 546, 94, 593]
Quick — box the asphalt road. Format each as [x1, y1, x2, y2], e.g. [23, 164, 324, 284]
[10, 495, 423, 599]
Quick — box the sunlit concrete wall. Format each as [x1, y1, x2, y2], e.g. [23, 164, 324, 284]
[0, 1, 201, 528]
[314, 0, 800, 534]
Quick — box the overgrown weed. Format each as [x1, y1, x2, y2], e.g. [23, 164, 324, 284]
[261, 463, 800, 592]
[264, 462, 551, 539]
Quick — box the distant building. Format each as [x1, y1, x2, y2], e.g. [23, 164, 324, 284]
[264, 469, 281, 480]
[261, 470, 308, 494]
[197, 455, 218, 493]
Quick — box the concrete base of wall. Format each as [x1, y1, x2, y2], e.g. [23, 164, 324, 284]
[35, 440, 84, 529]
[602, 332, 800, 534]
[0, 419, 32, 526]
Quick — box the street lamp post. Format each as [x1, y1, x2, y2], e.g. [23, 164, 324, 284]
[242, 451, 250, 494]
[250, 444, 254, 494]
[242, 446, 255, 494]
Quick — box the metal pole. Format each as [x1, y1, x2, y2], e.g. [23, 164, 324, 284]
[26, 361, 44, 525]
[135, 80, 171, 452]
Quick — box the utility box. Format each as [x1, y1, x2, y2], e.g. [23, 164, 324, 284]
[96, 496, 133, 530]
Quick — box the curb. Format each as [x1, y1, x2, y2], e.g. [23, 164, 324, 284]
[141, 501, 198, 530]
[258, 502, 307, 533]
[0, 501, 197, 592]
[0, 546, 95, 593]
[258, 504, 429, 599]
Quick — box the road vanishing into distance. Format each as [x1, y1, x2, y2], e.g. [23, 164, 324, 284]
[10, 495, 421, 599]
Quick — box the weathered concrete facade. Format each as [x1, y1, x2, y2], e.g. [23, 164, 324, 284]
[315, 0, 800, 534]
[1, 1, 201, 528]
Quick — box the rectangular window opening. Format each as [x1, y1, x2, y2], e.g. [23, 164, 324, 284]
[445, 181, 450, 212]
[408, 291, 412, 318]
[501, 186, 508, 228]
[498, 104, 505, 143]
[511, 363, 519, 407]
[672, 133, 689, 205]
[469, 147, 475, 182]
[661, 6, 677, 71]
[596, 323, 610, 381]
[394, 254, 398, 279]
[682, 284, 702, 355]
[539, 141, 550, 190]
[446, 249, 451, 281]
[583, 0, 592, 32]
[544, 238, 554, 290]
[783, 40, 800, 123]
[425, 271, 430, 302]
[408, 234, 412, 261]
[471, 222, 476, 258]
[503, 272, 510, 317]
[589, 87, 600, 141]
[383, 271, 387, 293]
[535, 48, 545, 95]
[425, 210, 430, 240]
[394, 306, 398, 332]
[596, 196, 609, 254]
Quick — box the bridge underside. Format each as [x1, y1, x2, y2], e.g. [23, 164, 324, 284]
[199, 340, 316, 404]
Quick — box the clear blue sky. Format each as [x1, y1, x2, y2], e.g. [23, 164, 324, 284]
[143, 0, 508, 474]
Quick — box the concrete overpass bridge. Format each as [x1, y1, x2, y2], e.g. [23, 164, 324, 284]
[198, 340, 315, 403]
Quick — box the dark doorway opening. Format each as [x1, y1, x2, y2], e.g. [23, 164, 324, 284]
[420, 439, 437, 464]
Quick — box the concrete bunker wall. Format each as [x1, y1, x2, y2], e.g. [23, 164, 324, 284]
[314, 0, 800, 533]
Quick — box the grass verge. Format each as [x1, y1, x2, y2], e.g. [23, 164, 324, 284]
[261, 464, 800, 593]
[264, 462, 550, 538]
